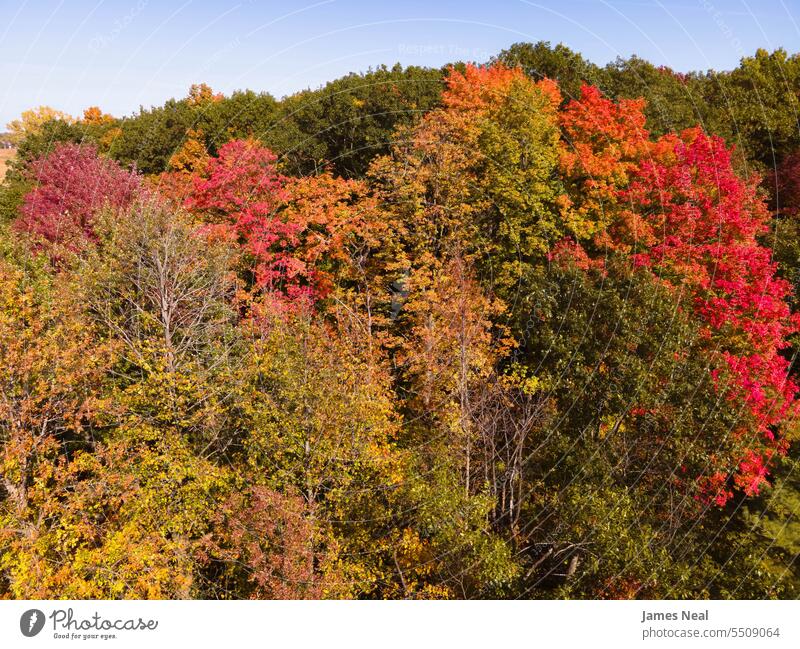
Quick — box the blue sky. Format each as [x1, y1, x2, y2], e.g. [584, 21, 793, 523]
[0, 0, 798, 126]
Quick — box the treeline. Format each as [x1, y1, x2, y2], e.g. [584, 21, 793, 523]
[4, 44, 800, 180]
[1, 43, 800, 599]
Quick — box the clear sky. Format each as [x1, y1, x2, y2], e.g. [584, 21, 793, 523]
[0, 0, 798, 126]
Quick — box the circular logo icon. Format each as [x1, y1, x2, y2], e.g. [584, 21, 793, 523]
[20, 609, 45, 637]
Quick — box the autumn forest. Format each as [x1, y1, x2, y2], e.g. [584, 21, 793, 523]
[2, 42, 800, 599]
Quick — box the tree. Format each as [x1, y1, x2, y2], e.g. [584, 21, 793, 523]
[188, 83, 222, 107]
[15, 143, 141, 250]
[621, 129, 798, 501]
[275, 64, 444, 178]
[110, 99, 196, 175]
[81, 106, 115, 126]
[5, 119, 89, 179]
[183, 138, 379, 310]
[2, 201, 242, 598]
[199, 485, 342, 599]
[497, 41, 606, 102]
[6, 106, 74, 145]
[80, 200, 240, 456]
[559, 84, 798, 503]
[167, 128, 210, 175]
[0, 244, 116, 597]
[702, 48, 800, 171]
[603, 56, 709, 137]
[229, 313, 406, 597]
[371, 63, 564, 322]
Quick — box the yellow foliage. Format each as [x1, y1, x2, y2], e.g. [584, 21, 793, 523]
[6, 105, 74, 143]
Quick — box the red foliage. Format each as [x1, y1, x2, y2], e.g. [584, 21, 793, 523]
[639, 136, 797, 502]
[184, 140, 302, 301]
[560, 85, 650, 179]
[547, 237, 596, 271]
[182, 139, 375, 311]
[624, 130, 798, 463]
[734, 449, 773, 496]
[697, 471, 734, 507]
[15, 143, 140, 247]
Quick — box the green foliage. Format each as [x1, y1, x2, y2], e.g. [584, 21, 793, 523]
[97, 65, 441, 179]
[497, 41, 606, 101]
[7, 119, 89, 179]
[702, 48, 800, 170]
[110, 99, 196, 174]
[505, 262, 745, 596]
[603, 55, 709, 137]
[277, 64, 444, 177]
[0, 177, 29, 226]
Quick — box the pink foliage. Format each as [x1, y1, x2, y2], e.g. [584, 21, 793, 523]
[15, 143, 140, 247]
[735, 450, 773, 496]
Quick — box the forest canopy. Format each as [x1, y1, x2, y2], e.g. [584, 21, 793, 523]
[2, 42, 800, 599]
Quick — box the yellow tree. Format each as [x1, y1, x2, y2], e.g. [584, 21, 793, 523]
[6, 106, 74, 144]
[0, 247, 116, 597]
